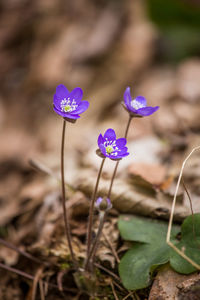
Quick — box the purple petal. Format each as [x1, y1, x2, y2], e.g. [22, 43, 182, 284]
[71, 101, 89, 115]
[68, 87, 83, 104]
[98, 134, 104, 147]
[114, 152, 129, 159]
[124, 87, 133, 111]
[104, 128, 116, 141]
[96, 197, 103, 206]
[135, 95, 147, 107]
[99, 144, 107, 157]
[56, 84, 69, 99]
[116, 138, 127, 148]
[118, 147, 128, 155]
[117, 152, 129, 158]
[53, 94, 61, 110]
[137, 106, 159, 116]
[53, 106, 80, 119]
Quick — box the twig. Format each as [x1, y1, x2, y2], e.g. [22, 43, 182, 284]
[122, 291, 139, 300]
[94, 262, 121, 282]
[0, 262, 77, 293]
[32, 268, 43, 300]
[110, 279, 119, 300]
[0, 238, 46, 266]
[29, 159, 75, 191]
[39, 280, 45, 300]
[166, 146, 200, 270]
[103, 231, 120, 263]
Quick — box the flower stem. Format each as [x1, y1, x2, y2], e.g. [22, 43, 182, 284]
[86, 158, 106, 262]
[61, 119, 76, 267]
[107, 115, 132, 199]
[85, 211, 106, 271]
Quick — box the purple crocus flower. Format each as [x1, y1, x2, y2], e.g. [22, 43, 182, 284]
[97, 128, 129, 160]
[123, 87, 159, 117]
[53, 84, 89, 120]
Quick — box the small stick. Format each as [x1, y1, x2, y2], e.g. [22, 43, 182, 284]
[112, 280, 126, 292]
[0, 238, 45, 266]
[122, 292, 135, 300]
[0, 262, 77, 293]
[32, 268, 43, 300]
[29, 159, 75, 191]
[39, 280, 45, 300]
[110, 279, 119, 300]
[103, 231, 120, 263]
[94, 262, 121, 282]
[166, 146, 200, 270]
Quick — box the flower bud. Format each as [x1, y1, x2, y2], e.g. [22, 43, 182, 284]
[95, 197, 112, 211]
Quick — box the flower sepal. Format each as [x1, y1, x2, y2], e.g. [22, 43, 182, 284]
[121, 102, 143, 118]
[96, 149, 106, 159]
[64, 116, 77, 124]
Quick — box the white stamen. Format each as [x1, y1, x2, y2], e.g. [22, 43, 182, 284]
[131, 99, 145, 110]
[60, 97, 78, 112]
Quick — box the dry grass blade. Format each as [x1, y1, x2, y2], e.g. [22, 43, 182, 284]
[103, 231, 120, 263]
[39, 280, 45, 300]
[32, 268, 44, 300]
[0, 238, 46, 265]
[166, 146, 200, 270]
[0, 262, 77, 293]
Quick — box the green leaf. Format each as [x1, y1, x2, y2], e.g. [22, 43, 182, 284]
[170, 214, 200, 274]
[118, 216, 180, 290]
[118, 216, 179, 244]
[119, 243, 170, 290]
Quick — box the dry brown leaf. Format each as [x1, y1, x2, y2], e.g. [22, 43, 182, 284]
[128, 162, 167, 186]
[149, 265, 200, 300]
[77, 169, 189, 221]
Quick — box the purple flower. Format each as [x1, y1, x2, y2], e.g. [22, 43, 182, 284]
[53, 84, 89, 120]
[97, 128, 129, 160]
[123, 87, 159, 117]
[95, 197, 112, 211]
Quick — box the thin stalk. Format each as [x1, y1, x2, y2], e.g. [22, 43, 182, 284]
[86, 158, 106, 260]
[0, 238, 45, 265]
[182, 178, 200, 249]
[0, 262, 77, 293]
[107, 115, 132, 199]
[85, 211, 106, 271]
[61, 119, 76, 267]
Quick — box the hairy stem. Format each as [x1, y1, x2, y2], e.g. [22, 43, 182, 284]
[107, 115, 132, 199]
[85, 211, 106, 271]
[61, 119, 76, 267]
[86, 158, 106, 262]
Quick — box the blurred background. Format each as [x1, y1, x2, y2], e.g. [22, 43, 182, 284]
[1, 0, 200, 210]
[1, 0, 200, 162]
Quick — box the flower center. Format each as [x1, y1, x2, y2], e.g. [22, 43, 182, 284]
[64, 105, 72, 112]
[106, 145, 114, 154]
[60, 98, 78, 113]
[131, 99, 145, 110]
